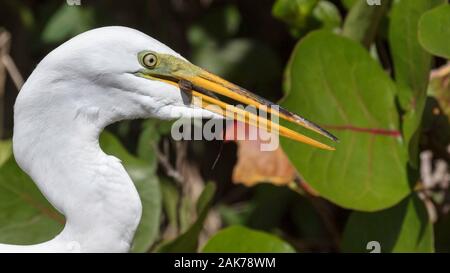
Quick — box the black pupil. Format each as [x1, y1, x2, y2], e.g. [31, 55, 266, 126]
[147, 56, 155, 65]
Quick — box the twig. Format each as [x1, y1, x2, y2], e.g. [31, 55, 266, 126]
[1, 54, 24, 90]
[0, 31, 24, 92]
[0, 30, 24, 138]
[153, 140, 184, 184]
[175, 140, 187, 173]
[0, 31, 10, 138]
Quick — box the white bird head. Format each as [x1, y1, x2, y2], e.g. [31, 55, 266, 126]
[16, 26, 337, 149]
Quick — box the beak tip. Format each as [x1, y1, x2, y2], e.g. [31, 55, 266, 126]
[324, 146, 336, 151]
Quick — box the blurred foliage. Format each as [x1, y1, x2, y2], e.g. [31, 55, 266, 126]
[0, 140, 12, 167]
[272, 0, 341, 38]
[342, 0, 388, 47]
[157, 182, 215, 252]
[188, 4, 283, 99]
[418, 4, 450, 59]
[42, 4, 95, 43]
[389, 0, 446, 169]
[342, 195, 434, 252]
[0, 0, 450, 253]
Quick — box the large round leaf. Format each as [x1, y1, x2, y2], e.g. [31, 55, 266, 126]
[281, 30, 409, 211]
[418, 4, 450, 59]
[202, 226, 295, 253]
[342, 195, 434, 253]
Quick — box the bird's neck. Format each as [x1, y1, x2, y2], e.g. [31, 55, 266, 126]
[12, 99, 142, 252]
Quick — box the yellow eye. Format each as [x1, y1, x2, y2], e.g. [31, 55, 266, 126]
[143, 53, 158, 68]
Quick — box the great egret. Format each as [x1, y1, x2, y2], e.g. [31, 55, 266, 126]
[0, 26, 337, 252]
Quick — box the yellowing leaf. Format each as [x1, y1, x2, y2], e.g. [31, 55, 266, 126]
[225, 122, 297, 187]
[233, 140, 297, 187]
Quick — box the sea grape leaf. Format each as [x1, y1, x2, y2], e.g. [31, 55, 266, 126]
[281, 30, 409, 211]
[418, 4, 450, 59]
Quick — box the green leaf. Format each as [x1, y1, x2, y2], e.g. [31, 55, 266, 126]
[99, 132, 161, 253]
[157, 182, 216, 253]
[0, 157, 64, 245]
[313, 1, 342, 31]
[0, 139, 12, 167]
[389, 0, 445, 167]
[389, 0, 445, 101]
[160, 178, 179, 230]
[272, 0, 341, 37]
[218, 205, 252, 227]
[342, 0, 389, 47]
[341, 0, 356, 10]
[137, 119, 172, 166]
[281, 31, 409, 211]
[42, 5, 94, 43]
[202, 226, 295, 253]
[273, 0, 319, 31]
[342, 195, 434, 253]
[418, 4, 450, 59]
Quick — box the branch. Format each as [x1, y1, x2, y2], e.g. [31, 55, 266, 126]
[0, 31, 24, 92]
[153, 139, 184, 184]
[1, 54, 24, 90]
